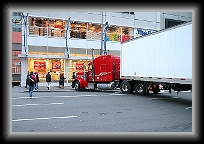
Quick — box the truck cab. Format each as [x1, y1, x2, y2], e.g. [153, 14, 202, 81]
[72, 54, 120, 91]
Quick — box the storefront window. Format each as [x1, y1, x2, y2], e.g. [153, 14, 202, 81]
[69, 59, 91, 82]
[27, 58, 64, 82]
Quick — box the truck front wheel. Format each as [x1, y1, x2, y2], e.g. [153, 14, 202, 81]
[120, 81, 131, 94]
[134, 82, 146, 95]
[75, 81, 80, 91]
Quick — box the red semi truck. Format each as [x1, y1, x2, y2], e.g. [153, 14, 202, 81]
[71, 52, 120, 91]
[72, 22, 192, 95]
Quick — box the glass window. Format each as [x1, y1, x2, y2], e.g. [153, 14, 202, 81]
[106, 26, 131, 42]
[28, 17, 65, 37]
[27, 58, 65, 82]
[12, 12, 22, 32]
[70, 21, 87, 39]
[87, 23, 101, 40]
[48, 19, 65, 37]
[165, 18, 185, 28]
[120, 12, 134, 15]
[13, 12, 22, 16]
[35, 18, 43, 27]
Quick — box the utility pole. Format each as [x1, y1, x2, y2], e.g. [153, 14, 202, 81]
[21, 12, 28, 55]
[100, 12, 103, 55]
[103, 21, 108, 55]
[66, 17, 71, 58]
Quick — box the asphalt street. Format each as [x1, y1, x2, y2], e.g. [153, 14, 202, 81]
[12, 85, 192, 132]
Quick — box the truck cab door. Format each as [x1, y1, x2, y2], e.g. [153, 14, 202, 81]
[100, 64, 107, 81]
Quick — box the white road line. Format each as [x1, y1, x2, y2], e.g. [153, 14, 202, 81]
[12, 95, 111, 99]
[180, 90, 192, 93]
[150, 97, 178, 100]
[13, 103, 64, 107]
[12, 116, 77, 122]
[110, 93, 126, 95]
[159, 90, 192, 93]
[12, 96, 89, 99]
[185, 107, 192, 109]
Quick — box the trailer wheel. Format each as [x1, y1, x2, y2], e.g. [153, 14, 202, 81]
[120, 81, 131, 94]
[134, 82, 146, 95]
[75, 81, 80, 91]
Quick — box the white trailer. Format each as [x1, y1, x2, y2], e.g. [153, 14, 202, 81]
[119, 22, 192, 94]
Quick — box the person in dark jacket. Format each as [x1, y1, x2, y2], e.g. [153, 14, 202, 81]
[72, 72, 76, 79]
[28, 71, 37, 99]
[46, 72, 51, 90]
[59, 73, 66, 89]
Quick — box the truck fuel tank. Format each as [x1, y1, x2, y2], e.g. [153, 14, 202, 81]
[97, 82, 116, 90]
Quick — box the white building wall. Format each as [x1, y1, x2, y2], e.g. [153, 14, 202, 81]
[27, 36, 121, 51]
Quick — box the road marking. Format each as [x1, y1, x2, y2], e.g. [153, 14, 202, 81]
[12, 116, 77, 122]
[159, 90, 192, 93]
[110, 93, 126, 95]
[185, 107, 192, 109]
[12, 95, 112, 99]
[150, 97, 178, 100]
[13, 103, 64, 107]
[179, 90, 192, 93]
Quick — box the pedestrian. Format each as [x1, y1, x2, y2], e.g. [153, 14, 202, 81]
[59, 73, 66, 89]
[34, 72, 39, 90]
[59, 73, 63, 88]
[72, 72, 76, 79]
[46, 72, 51, 90]
[28, 71, 37, 99]
[25, 71, 29, 88]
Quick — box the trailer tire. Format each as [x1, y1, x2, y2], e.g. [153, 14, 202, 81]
[134, 82, 146, 95]
[75, 81, 80, 91]
[120, 81, 131, 94]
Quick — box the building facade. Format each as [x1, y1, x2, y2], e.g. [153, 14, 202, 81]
[12, 12, 22, 74]
[12, 12, 192, 87]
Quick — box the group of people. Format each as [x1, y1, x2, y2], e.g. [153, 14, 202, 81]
[26, 71, 38, 99]
[26, 71, 51, 98]
[26, 71, 76, 99]
[25, 71, 39, 90]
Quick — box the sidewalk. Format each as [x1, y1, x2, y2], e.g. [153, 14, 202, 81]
[12, 82, 73, 93]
